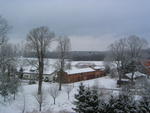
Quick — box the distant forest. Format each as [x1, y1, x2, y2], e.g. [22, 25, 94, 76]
[23, 51, 107, 61]
[23, 49, 150, 61]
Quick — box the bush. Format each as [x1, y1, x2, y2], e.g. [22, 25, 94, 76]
[44, 77, 49, 82]
[29, 80, 36, 84]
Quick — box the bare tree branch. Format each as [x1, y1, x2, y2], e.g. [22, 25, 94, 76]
[26, 26, 55, 94]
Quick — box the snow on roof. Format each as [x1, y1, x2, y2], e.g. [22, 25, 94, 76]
[125, 71, 147, 79]
[65, 68, 95, 75]
[93, 65, 105, 70]
[121, 79, 130, 82]
[72, 61, 104, 66]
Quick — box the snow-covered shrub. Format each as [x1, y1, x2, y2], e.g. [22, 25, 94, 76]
[64, 84, 73, 100]
[48, 84, 60, 104]
[44, 77, 49, 82]
[33, 89, 47, 111]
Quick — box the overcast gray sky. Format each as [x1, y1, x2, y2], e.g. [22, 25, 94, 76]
[0, 0, 150, 51]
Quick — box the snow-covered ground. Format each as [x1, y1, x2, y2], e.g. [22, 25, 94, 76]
[0, 76, 117, 113]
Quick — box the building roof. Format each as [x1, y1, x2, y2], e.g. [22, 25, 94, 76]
[125, 71, 147, 79]
[65, 68, 95, 75]
[93, 65, 105, 70]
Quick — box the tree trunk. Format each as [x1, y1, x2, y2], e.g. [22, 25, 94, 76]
[54, 98, 55, 104]
[38, 74, 43, 95]
[118, 69, 122, 81]
[38, 61, 43, 95]
[131, 72, 134, 82]
[68, 94, 69, 100]
[118, 68, 122, 87]
[59, 70, 62, 91]
[39, 103, 42, 111]
[4, 96, 6, 102]
[13, 92, 16, 100]
[22, 95, 26, 113]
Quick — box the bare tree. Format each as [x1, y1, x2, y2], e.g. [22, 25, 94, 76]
[22, 95, 26, 113]
[126, 35, 148, 82]
[26, 26, 55, 94]
[0, 15, 10, 45]
[65, 84, 73, 100]
[108, 36, 148, 83]
[33, 89, 47, 111]
[49, 84, 59, 104]
[109, 38, 128, 83]
[109, 68, 118, 78]
[56, 36, 71, 90]
[0, 42, 19, 102]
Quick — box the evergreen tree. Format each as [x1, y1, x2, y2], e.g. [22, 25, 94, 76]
[73, 83, 86, 113]
[137, 78, 150, 113]
[0, 66, 20, 101]
[73, 84, 99, 113]
[113, 94, 137, 113]
[9, 77, 20, 100]
[98, 95, 117, 113]
[0, 73, 10, 102]
[138, 97, 150, 113]
[83, 88, 99, 113]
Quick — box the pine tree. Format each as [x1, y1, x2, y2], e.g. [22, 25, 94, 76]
[9, 77, 20, 100]
[100, 94, 137, 113]
[138, 97, 150, 113]
[137, 78, 150, 113]
[73, 84, 99, 113]
[0, 67, 20, 101]
[114, 94, 136, 113]
[99, 95, 117, 113]
[82, 88, 99, 113]
[73, 83, 86, 113]
[0, 73, 9, 102]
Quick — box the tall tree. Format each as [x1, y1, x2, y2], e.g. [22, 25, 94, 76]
[26, 26, 55, 94]
[0, 15, 10, 45]
[0, 42, 19, 102]
[56, 36, 71, 90]
[109, 38, 127, 82]
[108, 36, 148, 83]
[126, 35, 148, 81]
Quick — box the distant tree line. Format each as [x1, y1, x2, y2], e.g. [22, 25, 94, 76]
[23, 51, 106, 61]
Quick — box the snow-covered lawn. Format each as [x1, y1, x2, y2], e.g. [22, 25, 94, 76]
[0, 76, 117, 113]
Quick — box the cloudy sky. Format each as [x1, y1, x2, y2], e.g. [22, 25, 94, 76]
[0, 0, 150, 51]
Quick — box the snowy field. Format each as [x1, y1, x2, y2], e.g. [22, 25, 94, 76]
[0, 76, 117, 113]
